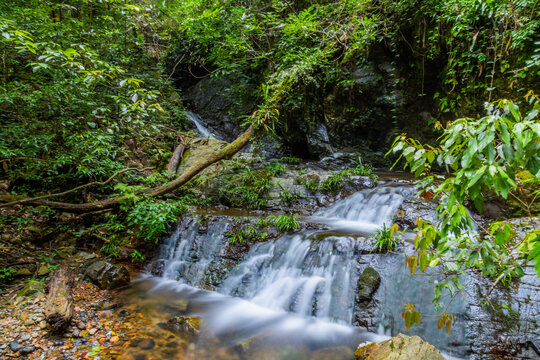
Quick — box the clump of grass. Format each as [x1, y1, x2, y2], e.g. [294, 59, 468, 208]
[372, 224, 401, 252]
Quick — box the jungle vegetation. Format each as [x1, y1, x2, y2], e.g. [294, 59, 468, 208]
[0, 0, 539, 332]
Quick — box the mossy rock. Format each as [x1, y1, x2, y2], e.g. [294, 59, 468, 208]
[84, 261, 130, 290]
[354, 334, 444, 360]
[357, 266, 381, 302]
[18, 280, 45, 297]
[159, 316, 200, 340]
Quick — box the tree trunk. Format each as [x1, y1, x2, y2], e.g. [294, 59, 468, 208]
[0, 125, 255, 212]
[45, 265, 74, 330]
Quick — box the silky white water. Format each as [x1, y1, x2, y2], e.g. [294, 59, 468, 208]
[186, 110, 216, 138]
[150, 183, 415, 337]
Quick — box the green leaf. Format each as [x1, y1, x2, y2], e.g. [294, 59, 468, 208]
[526, 156, 540, 177]
[530, 235, 540, 277]
[413, 310, 421, 325]
[506, 101, 522, 121]
[427, 151, 436, 164]
[497, 167, 516, 189]
[468, 166, 487, 187]
[500, 144, 514, 162]
[469, 251, 479, 265]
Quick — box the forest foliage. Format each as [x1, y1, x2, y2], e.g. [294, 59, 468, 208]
[164, 0, 539, 123]
[0, 1, 538, 301]
[2, 0, 538, 198]
[391, 95, 540, 333]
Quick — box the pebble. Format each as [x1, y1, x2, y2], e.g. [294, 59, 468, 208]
[53, 340, 64, 347]
[24, 320, 35, 326]
[9, 341, 23, 352]
[89, 328, 98, 335]
[76, 321, 86, 330]
[39, 320, 48, 329]
[138, 338, 155, 350]
[19, 345, 36, 355]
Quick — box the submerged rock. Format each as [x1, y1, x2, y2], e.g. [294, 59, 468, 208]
[137, 338, 155, 350]
[357, 267, 381, 302]
[311, 346, 354, 360]
[159, 316, 200, 339]
[354, 333, 444, 359]
[84, 261, 130, 290]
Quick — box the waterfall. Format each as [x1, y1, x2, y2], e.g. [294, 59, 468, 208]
[186, 111, 216, 138]
[133, 178, 538, 359]
[153, 182, 413, 324]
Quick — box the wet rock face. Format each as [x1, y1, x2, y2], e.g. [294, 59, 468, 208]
[84, 261, 130, 290]
[316, 153, 362, 171]
[394, 198, 438, 230]
[355, 333, 445, 360]
[465, 262, 540, 359]
[181, 57, 436, 162]
[182, 75, 256, 142]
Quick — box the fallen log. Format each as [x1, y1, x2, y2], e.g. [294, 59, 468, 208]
[166, 142, 187, 174]
[44, 265, 74, 330]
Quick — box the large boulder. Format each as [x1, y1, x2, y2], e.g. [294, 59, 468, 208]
[355, 334, 444, 360]
[178, 138, 226, 169]
[84, 261, 130, 290]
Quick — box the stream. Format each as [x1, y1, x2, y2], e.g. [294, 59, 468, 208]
[122, 180, 539, 360]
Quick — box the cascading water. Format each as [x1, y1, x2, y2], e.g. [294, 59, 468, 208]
[140, 182, 422, 352]
[186, 111, 216, 138]
[153, 183, 413, 320]
[217, 183, 414, 324]
[158, 217, 230, 285]
[128, 178, 538, 359]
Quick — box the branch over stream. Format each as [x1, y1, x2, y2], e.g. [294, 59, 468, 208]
[0, 126, 255, 213]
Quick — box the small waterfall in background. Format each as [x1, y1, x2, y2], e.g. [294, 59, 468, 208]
[186, 111, 216, 139]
